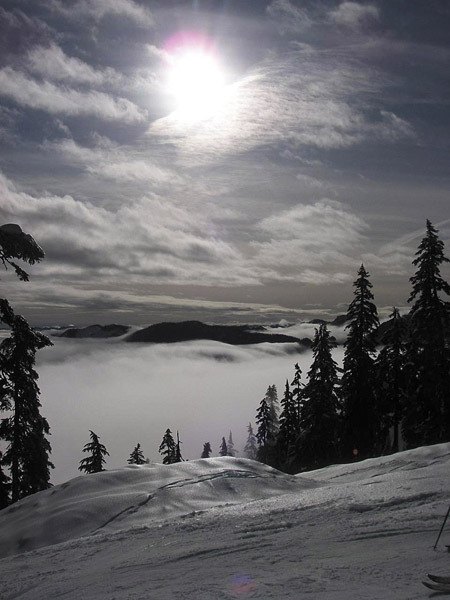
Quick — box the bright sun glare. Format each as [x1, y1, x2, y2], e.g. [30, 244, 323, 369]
[165, 34, 226, 120]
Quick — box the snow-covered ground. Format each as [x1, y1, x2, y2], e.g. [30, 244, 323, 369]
[2, 444, 450, 599]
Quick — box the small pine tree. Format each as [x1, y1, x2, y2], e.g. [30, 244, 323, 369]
[340, 264, 379, 459]
[128, 443, 146, 465]
[243, 423, 258, 460]
[298, 324, 341, 470]
[159, 429, 177, 464]
[276, 380, 298, 472]
[374, 308, 407, 453]
[227, 431, 235, 457]
[174, 431, 183, 463]
[219, 437, 228, 457]
[403, 220, 450, 447]
[0, 452, 11, 509]
[201, 442, 212, 458]
[79, 431, 109, 474]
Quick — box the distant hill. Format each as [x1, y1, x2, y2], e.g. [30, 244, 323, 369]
[58, 324, 130, 339]
[126, 320, 310, 347]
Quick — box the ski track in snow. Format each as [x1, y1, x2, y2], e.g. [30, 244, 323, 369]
[2, 448, 450, 599]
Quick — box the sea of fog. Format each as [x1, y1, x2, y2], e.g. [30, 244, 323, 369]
[28, 322, 346, 483]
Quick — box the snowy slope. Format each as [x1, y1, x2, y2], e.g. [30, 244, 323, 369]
[1, 446, 450, 599]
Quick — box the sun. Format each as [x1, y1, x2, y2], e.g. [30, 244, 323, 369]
[164, 34, 226, 120]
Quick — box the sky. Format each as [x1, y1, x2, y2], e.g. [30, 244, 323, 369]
[0, 0, 449, 326]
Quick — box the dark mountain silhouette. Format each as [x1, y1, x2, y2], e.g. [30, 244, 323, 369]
[126, 320, 309, 346]
[58, 324, 130, 338]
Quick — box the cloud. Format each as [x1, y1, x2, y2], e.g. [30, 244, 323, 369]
[330, 2, 379, 29]
[48, 138, 178, 185]
[0, 7, 52, 62]
[266, 0, 313, 34]
[149, 46, 413, 163]
[26, 44, 121, 85]
[48, 0, 153, 27]
[0, 172, 254, 289]
[251, 200, 368, 284]
[0, 67, 146, 122]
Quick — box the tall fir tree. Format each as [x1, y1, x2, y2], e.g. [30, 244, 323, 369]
[227, 431, 235, 457]
[266, 384, 279, 436]
[275, 380, 298, 472]
[0, 452, 10, 509]
[79, 431, 109, 474]
[290, 363, 304, 430]
[219, 437, 228, 456]
[255, 393, 276, 465]
[201, 442, 212, 458]
[402, 221, 450, 447]
[128, 443, 146, 465]
[298, 324, 341, 470]
[340, 265, 379, 459]
[374, 308, 407, 453]
[159, 429, 177, 464]
[244, 423, 258, 460]
[0, 300, 53, 501]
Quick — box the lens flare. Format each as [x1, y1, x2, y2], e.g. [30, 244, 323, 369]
[163, 31, 226, 120]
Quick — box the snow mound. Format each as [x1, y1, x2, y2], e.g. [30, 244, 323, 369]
[0, 457, 314, 558]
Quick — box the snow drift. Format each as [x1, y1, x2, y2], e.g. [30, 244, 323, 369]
[2, 446, 450, 599]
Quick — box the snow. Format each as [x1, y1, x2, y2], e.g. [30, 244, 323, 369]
[2, 445, 450, 599]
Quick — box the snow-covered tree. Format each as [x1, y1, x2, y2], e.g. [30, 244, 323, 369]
[159, 429, 177, 464]
[219, 437, 228, 456]
[340, 265, 379, 459]
[0, 223, 44, 282]
[227, 431, 235, 457]
[403, 221, 450, 447]
[128, 443, 146, 465]
[79, 431, 109, 474]
[255, 393, 276, 465]
[201, 442, 212, 458]
[0, 300, 53, 501]
[290, 363, 304, 428]
[243, 423, 258, 460]
[374, 308, 407, 453]
[0, 226, 51, 503]
[266, 384, 279, 436]
[298, 324, 341, 470]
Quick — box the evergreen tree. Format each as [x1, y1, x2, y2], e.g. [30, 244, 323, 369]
[403, 221, 450, 447]
[255, 394, 276, 465]
[227, 430, 235, 457]
[340, 265, 379, 459]
[276, 380, 298, 472]
[0, 223, 45, 282]
[266, 384, 279, 436]
[374, 308, 407, 453]
[243, 423, 258, 460]
[159, 429, 177, 464]
[298, 324, 341, 470]
[79, 431, 109, 474]
[290, 363, 304, 430]
[0, 452, 10, 509]
[0, 300, 53, 501]
[219, 437, 228, 456]
[128, 443, 146, 465]
[201, 442, 212, 458]
[174, 430, 183, 463]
